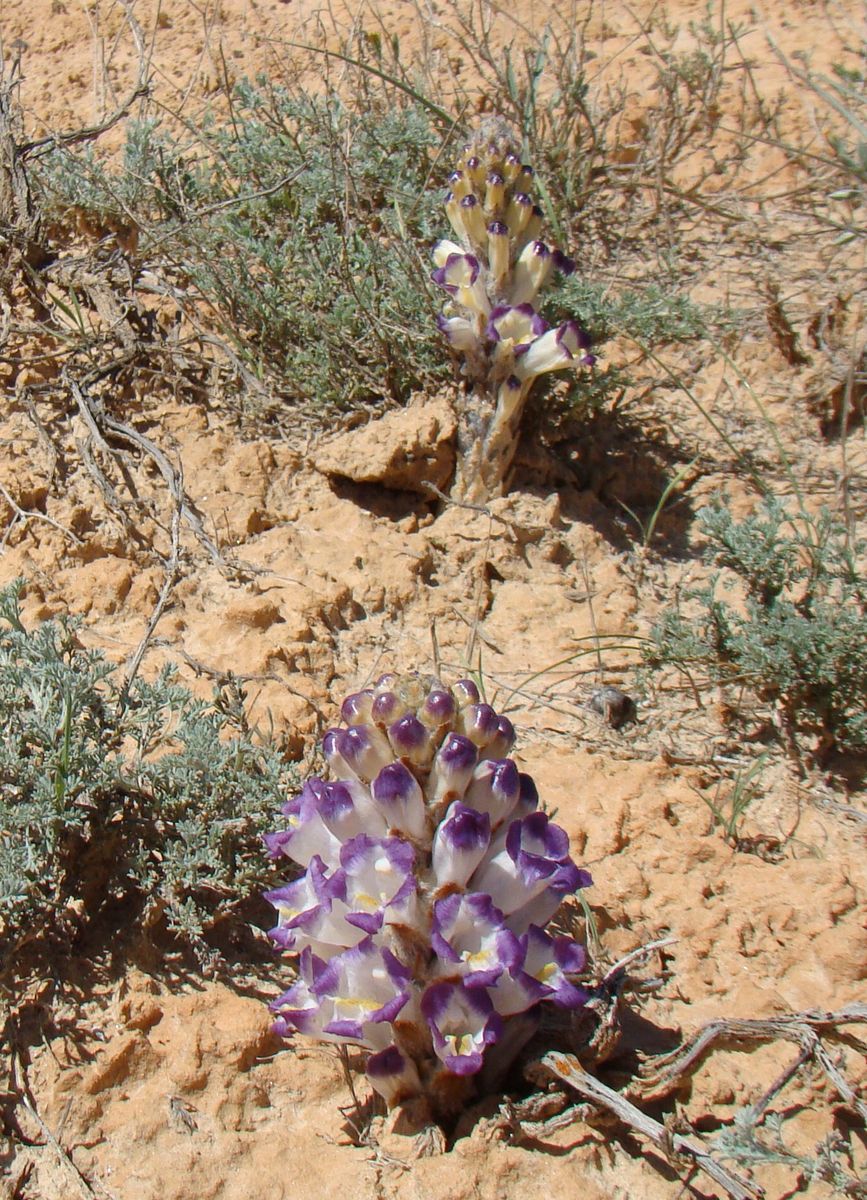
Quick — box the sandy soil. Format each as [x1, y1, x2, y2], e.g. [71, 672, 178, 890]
[1, 1, 865, 1197]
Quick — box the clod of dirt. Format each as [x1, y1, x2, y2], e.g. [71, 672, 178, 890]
[314, 395, 456, 494]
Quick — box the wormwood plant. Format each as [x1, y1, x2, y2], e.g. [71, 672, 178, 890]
[0, 581, 295, 965]
[36, 90, 445, 411]
[646, 498, 867, 763]
[30, 46, 718, 436]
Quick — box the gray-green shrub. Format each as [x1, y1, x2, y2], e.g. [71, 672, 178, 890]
[646, 498, 867, 760]
[0, 581, 296, 961]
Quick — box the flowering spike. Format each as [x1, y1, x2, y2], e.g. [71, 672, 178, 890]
[430, 122, 596, 502]
[266, 674, 590, 1125]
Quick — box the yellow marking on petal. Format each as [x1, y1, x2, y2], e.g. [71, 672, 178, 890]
[536, 963, 558, 983]
[444, 1033, 476, 1057]
[334, 996, 382, 1017]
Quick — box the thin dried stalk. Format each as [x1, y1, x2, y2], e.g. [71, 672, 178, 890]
[541, 1051, 765, 1200]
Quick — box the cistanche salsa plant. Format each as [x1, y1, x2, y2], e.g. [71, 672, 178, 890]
[264, 673, 591, 1125]
[431, 120, 595, 501]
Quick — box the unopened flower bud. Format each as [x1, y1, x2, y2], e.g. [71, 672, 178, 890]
[484, 172, 506, 214]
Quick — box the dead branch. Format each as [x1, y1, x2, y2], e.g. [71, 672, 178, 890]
[0, 78, 38, 252]
[570, 935, 676, 1066]
[540, 1051, 765, 1200]
[20, 86, 149, 161]
[636, 1004, 867, 1122]
[121, 482, 182, 698]
[7, 1035, 104, 1200]
[67, 371, 224, 564]
[0, 480, 82, 548]
[16, 1091, 102, 1200]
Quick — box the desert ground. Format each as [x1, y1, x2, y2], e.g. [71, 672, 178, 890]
[0, 0, 865, 1197]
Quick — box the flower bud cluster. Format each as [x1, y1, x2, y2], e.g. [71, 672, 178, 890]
[432, 124, 595, 424]
[265, 673, 591, 1119]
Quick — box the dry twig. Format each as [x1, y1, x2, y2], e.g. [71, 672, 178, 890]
[67, 372, 224, 564]
[540, 1051, 765, 1200]
[636, 1003, 867, 1122]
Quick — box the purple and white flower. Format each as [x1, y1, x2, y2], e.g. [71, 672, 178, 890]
[272, 939, 412, 1048]
[521, 924, 589, 1008]
[509, 240, 553, 305]
[263, 779, 340, 869]
[469, 811, 573, 914]
[421, 980, 503, 1075]
[432, 801, 491, 887]
[464, 758, 521, 829]
[370, 762, 427, 839]
[338, 834, 417, 931]
[515, 320, 593, 380]
[436, 312, 479, 352]
[366, 1044, 422, 1106]
[486, 304, 547, 355]
[430, 251, 490, 316]
[431, 893, 521, 987]
[427, 731, 478, 807]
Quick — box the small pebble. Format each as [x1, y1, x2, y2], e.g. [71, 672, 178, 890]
[587, 687, 637, 730]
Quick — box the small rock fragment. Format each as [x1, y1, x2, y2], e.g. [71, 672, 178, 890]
[587, 687, 637, 730]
